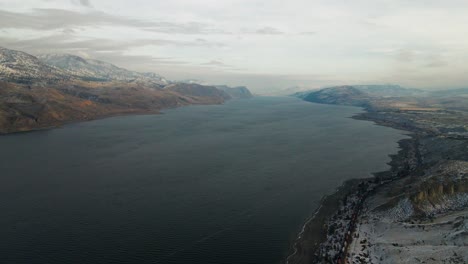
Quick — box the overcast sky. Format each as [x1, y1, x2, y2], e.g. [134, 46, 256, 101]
[1, 0, 468, 93]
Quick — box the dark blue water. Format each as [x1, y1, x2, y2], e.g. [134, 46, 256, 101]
[0, 96, 405, 264]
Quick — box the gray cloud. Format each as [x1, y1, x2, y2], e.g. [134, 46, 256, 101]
[0, 33, 226, 72]
[0, 8, 226, 35]
[298, 31, 316, 35]
[62, 28, 76, 34]
[0, 34, 222, 54]
[1, 40, 181, 72]
[394, 48, 448, 68]
[199, 60, 246, 72]
[2, 0, 468, 91]
[425, 61, 446, 68]
[395, 49, 416, 63]
[0, 9, 126, 30]
[0, 7, 229, 76]
[79, 0, 92, 7]
[424, 55, 447, 68]
[254, 27, 284, 35]
[201, 60, 228, 67]
[144, 21, 230, 35]
[90, 52, 190, 69]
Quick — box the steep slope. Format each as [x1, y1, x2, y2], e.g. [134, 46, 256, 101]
[0, 81, 211, 133]
[297, 85, 426, 104]
[0, 80, 235, 133]
[346, 160, 468, 264]
[164, 83, 231, 103]
[38, 53, 168, 86]
[353, 85, 425, 97]
[299, 85, 468, 113]
[0, 47, 253, 133]
[302, 85, 370, 107]
[215, 85, 253, 99]
[0, 47, 68, 84]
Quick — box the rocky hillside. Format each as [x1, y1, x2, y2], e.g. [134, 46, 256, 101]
[302, 85, 370, 107]
[346, 159, 468, 264]
[297, 85, 425, 100]
[164, 83, 231, 103]
[352, 85, 425, 97]
[292, 83, 468, 264]
[298, 85, 468, 111]
[0, 47, 68, 84]
[215, 85, 253, 99]
[0, 80, 231, 134]
[38, 54, 168, 86]
[374, 161, 468, 221]
[0, 47, 253, 134]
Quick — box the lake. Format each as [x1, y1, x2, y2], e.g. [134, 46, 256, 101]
[0, 96, 406, 264]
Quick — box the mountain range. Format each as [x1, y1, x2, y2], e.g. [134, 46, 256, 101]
[296, 85, 468, 112]
[37, 53, 169, 86]
[0, 47, 252, 133]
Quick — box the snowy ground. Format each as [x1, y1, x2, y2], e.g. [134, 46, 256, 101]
[348, 199, 468, 264]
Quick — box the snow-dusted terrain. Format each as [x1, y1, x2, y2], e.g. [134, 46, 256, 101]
[38, 53, 169, 86]
[0, 47, 67, 83]
[347, 161, 468, 264]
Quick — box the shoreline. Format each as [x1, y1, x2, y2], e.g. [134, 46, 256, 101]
[286, 178, 371, 264]
[1, 96, 259, 136]
[285, 109, 418, 264]
[0, 109, 161, 136]
[0, 99, 234, 136]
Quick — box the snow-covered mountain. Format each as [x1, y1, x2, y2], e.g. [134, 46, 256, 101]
[38, 53, 169, 86]
[0, 47, 253, 134]
[0, 47, 69, 84]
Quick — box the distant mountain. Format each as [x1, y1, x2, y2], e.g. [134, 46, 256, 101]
[302, 85, 371, 108]
[352, 85, 425, 97]
[0, 47, 253, 133]
[429, 88, 468, 97]
[296, 85, 426, 101]
[38, 53, 168, 87]
[215, 85, 253, 99]
[164, 83, 231, 103]
[294, 89, 319, 99]
[297, 84, 468, 114]
[0, 47, 69, 84]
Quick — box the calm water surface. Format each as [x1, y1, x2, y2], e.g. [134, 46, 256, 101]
[0, 96, 406, 264]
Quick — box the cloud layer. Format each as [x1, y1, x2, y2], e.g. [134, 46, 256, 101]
[1, 0, 468, 92]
